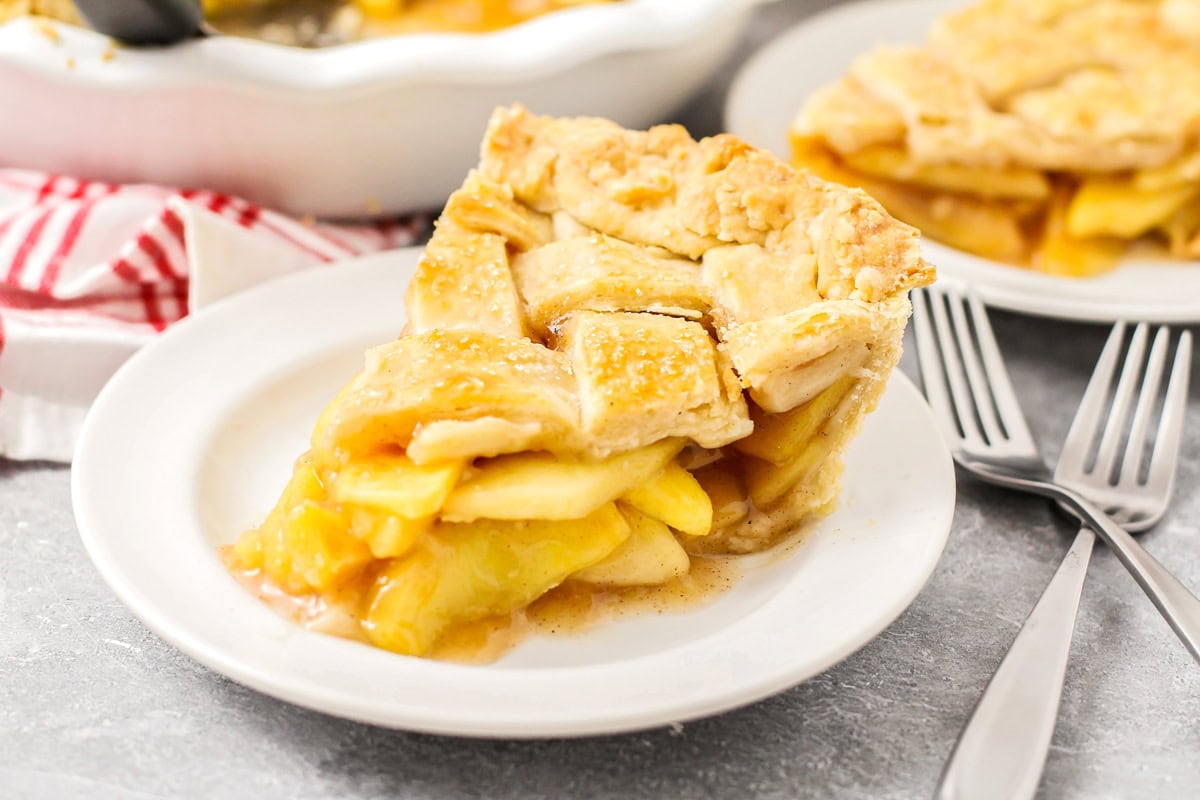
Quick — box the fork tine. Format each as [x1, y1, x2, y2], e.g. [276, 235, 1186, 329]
[948, 290, 1006, 445]
[1146, 330, 1193, 494]
[1092, 323, 1151, 482]
[927, 286, 987, 444]
[912, 288, 968, 445]
[964, 291, 1036, 448]
[1116, 326, 1170, 487]
[1057, 322, 1127, 479]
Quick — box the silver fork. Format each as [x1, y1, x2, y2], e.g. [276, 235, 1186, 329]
[911, 285, 1198, 800]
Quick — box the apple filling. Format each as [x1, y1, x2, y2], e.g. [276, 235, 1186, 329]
[791, 134, 1200, 278]
[231, 368, 868, 656]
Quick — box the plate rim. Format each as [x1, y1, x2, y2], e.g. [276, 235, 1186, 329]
[72, 251, 956, 738]
[724, 0, 1200, 325]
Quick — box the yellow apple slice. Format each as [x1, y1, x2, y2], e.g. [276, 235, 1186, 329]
[843, 144, 1050, 200]
[693, 460, 750, 530]
[620, 461, 713, 537]
[733, 376, 855, 465]
[441, 438, 684, 521]
[744, 442, 827, 510]
[572, 505, 690, 587]
[333, 454, 462, 519]
[363, 504, 631, 655]
[1067, 179, 1199, 239]
[1034, 187, 1124, 277]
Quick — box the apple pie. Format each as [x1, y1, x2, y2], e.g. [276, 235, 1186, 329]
[791, 0, 1200, 276]
[228, 106, 935, 658]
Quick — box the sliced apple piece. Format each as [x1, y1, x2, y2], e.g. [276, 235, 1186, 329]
[250, 501, 371, 594]
[334, 454, 461, 519]
[234, 452, 327, 574]
[733, 376, 855, 465]
[870, 184, 1029, 263]
[441, 438, 684, 521]
[572, 506, 690, 587]
[1035, 186, 1124, 277]
[693, 460, 750, 530]
[620, 462, 713, 537]
[285, 502, 372, 591]
[363, 504, 631, 655]
[745, 441, 826, 510]
[1067, 179, 1199, 239]
[842, 144, 1050, 200]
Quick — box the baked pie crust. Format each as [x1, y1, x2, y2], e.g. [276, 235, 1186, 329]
[229, 106, 935, 658]
[792, 0, 1200, 275]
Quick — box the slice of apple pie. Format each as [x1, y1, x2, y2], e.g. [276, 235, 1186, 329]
[792, 0, 1200, 277]
[229, 106, 935, 658]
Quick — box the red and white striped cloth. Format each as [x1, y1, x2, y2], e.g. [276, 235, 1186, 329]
[0, 170, 430, 462]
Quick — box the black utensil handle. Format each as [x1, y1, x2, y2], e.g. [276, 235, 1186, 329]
[72, 0, 203, 46]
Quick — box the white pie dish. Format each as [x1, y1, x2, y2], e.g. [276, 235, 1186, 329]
[71, 248, 956, 737]
[0, 0, 768, 218]
[725, 0, 1200, 324]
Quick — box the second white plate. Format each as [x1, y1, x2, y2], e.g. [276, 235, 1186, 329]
[73, 249, 955, 737]
[726, 0, 1200, 324]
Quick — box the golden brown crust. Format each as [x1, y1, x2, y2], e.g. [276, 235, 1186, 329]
[480, 106, 933, 305]
[799, 0, 1200, 173]
[323, 106, 934, 549]
[511, 233, 709, 336]
[404, 224, 528, 339]
[562, 311, 752, 453]
[322, 330, 578, 458]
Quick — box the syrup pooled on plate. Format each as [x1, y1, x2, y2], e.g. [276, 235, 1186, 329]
[225, 546, 744, 664]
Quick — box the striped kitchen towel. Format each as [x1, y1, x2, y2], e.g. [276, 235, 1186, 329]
[0, 170, 430, 462]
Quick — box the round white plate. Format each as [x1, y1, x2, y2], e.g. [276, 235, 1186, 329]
[726, 0, 1200, 324]
[73, 249, 955, 738]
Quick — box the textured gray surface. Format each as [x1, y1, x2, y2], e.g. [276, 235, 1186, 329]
[3, 2, 1200, 798]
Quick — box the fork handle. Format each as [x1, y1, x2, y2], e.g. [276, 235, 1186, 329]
[987, 471, 1200, 662]
[936, 528, 1095, 800]
[1061, 490, 1200, 662]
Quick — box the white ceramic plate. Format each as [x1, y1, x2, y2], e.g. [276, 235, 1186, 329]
[725, 0, 1200, 324]
[73, 249, 955, 738]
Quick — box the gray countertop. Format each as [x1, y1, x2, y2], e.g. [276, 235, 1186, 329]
[3, 2, 1200, 798]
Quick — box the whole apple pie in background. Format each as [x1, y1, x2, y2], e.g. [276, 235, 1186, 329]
[228, 106, 936, 659]
[792, 0, 1200, 277]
